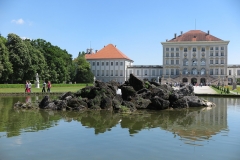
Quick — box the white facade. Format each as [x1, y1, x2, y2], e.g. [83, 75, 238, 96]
[88, 59, 133, 83]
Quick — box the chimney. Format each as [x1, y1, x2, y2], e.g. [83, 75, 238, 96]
[104, 45, 105, 47]
[181, 31, 183, 35]
[95, 50, 98, 53]
[174, 33, 177, 38]
[166, 39, 168, 42]
[115, 45, 117, 47]
[207, 30, 209, 35]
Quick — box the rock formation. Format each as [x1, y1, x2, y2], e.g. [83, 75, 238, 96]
[14, 74, 215, 112]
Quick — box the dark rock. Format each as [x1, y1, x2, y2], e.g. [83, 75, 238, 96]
[129, 73, 145, 91]
[132, 95, 151, 109]
[150, 96, 170, 110]
[59, 92, 73, 100]
[184, 96, 207, 107]
[121, 86, 136, 100]
[171, 98, 189, 109]
[39, 96, 50, 109]
[121, 101, 137, 112]
[100, 96, 113, 110]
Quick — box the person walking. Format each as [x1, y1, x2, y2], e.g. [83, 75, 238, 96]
[42, 81, 46, 92]
[25, 81, 29, 93]
[47, 81, 51, 92]
[28, 81, 32, 93]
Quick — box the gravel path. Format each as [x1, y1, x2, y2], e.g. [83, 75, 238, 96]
[193, 86, 217, 94]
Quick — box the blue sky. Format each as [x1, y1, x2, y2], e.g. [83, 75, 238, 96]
[0, 0, 239, 65]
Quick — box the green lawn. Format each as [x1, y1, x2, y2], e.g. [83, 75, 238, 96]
[0, 86, 86, 93]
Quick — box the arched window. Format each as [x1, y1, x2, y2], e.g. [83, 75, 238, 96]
[201, 58, 206, 66]
[183, 59, 188, 66]
[201, 68, 206, 75]
[192, 68, 198, 75]
[183, 68, 188, 75]
[192, 58, 197, 66]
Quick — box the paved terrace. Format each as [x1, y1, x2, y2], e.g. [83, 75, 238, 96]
[193, 86, 217, 94]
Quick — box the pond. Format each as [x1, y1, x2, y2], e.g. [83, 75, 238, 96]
[0, 96, 239, 160]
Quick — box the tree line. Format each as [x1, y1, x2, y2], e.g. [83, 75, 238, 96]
[0, 33, 93, 84]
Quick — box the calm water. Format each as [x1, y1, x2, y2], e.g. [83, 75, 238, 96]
[0, 96, 239, 160]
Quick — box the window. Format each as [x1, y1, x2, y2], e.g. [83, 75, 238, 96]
[176, 48, 179, 51]
[116, 62, 118, 66]
[120, 62, 123, 66]
[171, 53, 174, 57]
[171, 48, 174, 51]
[120, 70, 123, 76]
[106, 62, 109, 66]
[192, 59, 197, 66]
[210, 60, 213, 64]
[210, 69, 213, 75]
[221, 59, 224, 64]
[221, 52, 224, 56]
[183, 68, 188, 75]
[201, 59, 206, 65]
[192, 48, 196, 52]
[144, 70, 147, 75]
[97, 70, 99, 76]
[210, 47, 213, 50]
[102, 62, 104, 66]
[111, 62, 113, 66]
[171, 60, 174, 64]
[115, 70, 118, 76]
[229, 70, 231, 75]
[93, 62, 95, 66]
[215, 59, 218, 64]
[97, 62, 99, 66]
[176, 53, 179, 57]
[183, 59, 188, 66]
[201, 48, 205, 52]
[137, 70, 139, 76]
[176, 69, 179, 75]
[215, 69, 218, 75]
[237, 70, 240, 75]
[221, 69, 224, 75]
[176, 60, 179, 64]
[192, 68, 198, 75]
[215, 47, 219, 50]
[221, 47, 224, 50]
[215, 52, 218, 56]
[166, 53, 169, 57]
[184, 48, 187, 52]
[166, 48, 169, 51]
[152, 70, 155, 76]
[210, 52, 213, 56]
[166, 60, 169, 64]
[171, 69, 174, 75]
[106, 70, 109, 76]
[166, 69, 169, 75]
[111, 70, 113, 76]
[201, 68, 206, 75]
[101, 70, 104, 76]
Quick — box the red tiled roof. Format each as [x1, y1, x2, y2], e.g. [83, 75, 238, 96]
[85, 44, 133, 61]
[168, 30, 223, 42]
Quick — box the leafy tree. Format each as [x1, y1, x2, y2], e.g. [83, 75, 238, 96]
[7, 33, 31, 83]
[73, 52, 94, 83]
[0, 36, 13, 82]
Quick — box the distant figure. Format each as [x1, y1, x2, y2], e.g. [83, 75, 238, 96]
[42, 81, 46, 92]
[47, 81, 51, 92]
[28, 81, 32, 92]
[25, 81, 29, 93]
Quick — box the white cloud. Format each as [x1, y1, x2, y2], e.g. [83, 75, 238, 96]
[11, 18, 25, 24]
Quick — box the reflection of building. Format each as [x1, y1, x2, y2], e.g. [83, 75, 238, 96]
[169, 97, 228, 145]
[85, 30, 240, 85]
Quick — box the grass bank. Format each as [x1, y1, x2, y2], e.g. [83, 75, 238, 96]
[0, 83, 93, 93]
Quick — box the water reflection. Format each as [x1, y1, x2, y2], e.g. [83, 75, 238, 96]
[0, 96, 237, 145]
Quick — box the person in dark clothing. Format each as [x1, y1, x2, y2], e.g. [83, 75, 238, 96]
[42, 81, 46, 92]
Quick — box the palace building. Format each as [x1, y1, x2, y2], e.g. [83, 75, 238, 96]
[85, 30, 239, 85]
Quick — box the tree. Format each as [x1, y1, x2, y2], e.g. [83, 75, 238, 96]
[0, 36, 13, 82]
[7, 33, 31, 83]
[73, 52, 94, 83]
